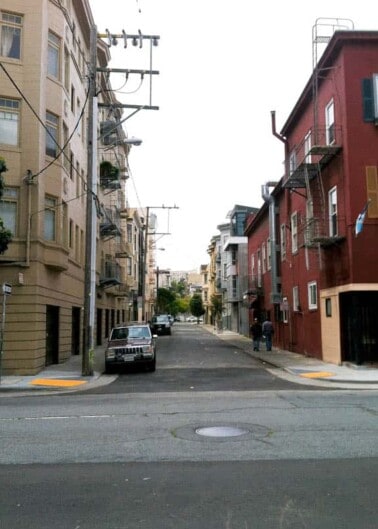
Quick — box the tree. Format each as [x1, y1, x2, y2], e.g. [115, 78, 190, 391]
[0, 157, 12, 254]
[156, 287, 176, 314]
[189, 293, 205, 322]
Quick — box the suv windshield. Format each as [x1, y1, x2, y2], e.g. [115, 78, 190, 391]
[110, 326, 151, 340]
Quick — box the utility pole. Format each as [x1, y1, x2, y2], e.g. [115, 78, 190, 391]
[82, 28, 161, 373]
[141, 205, 179, 321]
[82, 24, 98, 376]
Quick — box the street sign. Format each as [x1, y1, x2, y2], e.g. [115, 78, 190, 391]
[2, 283, 12, 295]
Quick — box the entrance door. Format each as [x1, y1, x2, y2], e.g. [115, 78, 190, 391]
[71, 307, 81, 355]
[46, 305, 59, 366]
[340, 291, 378, 364]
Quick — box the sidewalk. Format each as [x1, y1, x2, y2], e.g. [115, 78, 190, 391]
[0, 345, 115, 396]
[1, 327, 378, 395]
[203, 325, 378, 389]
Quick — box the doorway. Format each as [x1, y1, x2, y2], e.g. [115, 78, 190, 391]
[340, 291, 378, 364]
[46, 305, 59, 366]
[71, 307, 81, 355]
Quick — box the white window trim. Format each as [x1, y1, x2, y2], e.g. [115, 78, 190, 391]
[325, 99, 335, 145]
[280, 223, 286, 261]
[293, 286, 300, 312]
[328, 186, 338, 237]
[291, 212, 298, 254]
[308, 281, 318, 310]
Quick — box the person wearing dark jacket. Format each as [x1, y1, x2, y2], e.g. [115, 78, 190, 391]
[250, 318, 263, 351]
[262, 318, 274, 351]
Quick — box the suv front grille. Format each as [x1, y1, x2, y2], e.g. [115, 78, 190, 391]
[116, 346, 144, 355]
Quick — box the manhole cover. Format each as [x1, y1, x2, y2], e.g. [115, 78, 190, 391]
[172, 423, 269, 442]
[195, 426, 249, 438]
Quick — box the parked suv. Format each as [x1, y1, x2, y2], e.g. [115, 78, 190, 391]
[150, 314, 172, 335]
[105, 323, 157, 373]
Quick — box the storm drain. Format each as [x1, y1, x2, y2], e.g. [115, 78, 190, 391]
[195, 426, 249, 438]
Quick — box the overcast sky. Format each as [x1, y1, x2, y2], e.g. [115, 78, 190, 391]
[89, 0, 376, 271]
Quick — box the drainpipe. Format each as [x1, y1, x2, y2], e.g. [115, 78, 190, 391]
[271, 110, 287, 145]
[25, 170, 35, 267]
[262, 183, 280, 304]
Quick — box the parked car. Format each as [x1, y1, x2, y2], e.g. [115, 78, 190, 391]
[105, 323, 157, 373]
[150, 314, 172, 335]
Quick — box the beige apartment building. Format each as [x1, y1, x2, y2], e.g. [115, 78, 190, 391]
[0, 0, 149, 374]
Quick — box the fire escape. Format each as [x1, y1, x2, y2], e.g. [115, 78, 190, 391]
[283, 18, 353, 248]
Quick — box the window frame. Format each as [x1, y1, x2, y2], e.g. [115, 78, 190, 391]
[44, 195, 57, 241]
[0, 11, 22, 60]
[291, 211, 298, 254]
[45, 110, 59, 158]
[0, 97, 20, 146]
[308, 281, 318, 310]
[47, 30, 61, 79]
[0, 186, 18, 235]
[325, 99, 335, 145]
[328, 186, 338, 236]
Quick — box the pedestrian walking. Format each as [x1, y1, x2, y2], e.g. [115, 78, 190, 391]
[250, 318, 263, 351]
[262, 317, 274, 351]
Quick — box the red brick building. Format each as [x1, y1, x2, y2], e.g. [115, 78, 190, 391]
[246, 28, 378, 365]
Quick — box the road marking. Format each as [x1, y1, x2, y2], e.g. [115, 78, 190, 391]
[300, 371, 334, 379]
[30, 379, 87, 387]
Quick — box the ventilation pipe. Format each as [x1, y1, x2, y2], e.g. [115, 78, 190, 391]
[262, 183, 281, 304]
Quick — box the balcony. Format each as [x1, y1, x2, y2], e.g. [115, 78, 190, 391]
[100, 260, 121, 288]
[284, 128, 342, 189]
[99, 161, 121, 191]
[115, 241, 133, 258]
[299, 216, 346, 248]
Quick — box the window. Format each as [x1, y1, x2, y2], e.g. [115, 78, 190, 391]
[305, 199, 314, 244]
[0, 97, 19, 146]
[47, 31, 60, 79]
[46, 111, 59, 157]
[325, 298, 332, 317]
[0, 12, 22, 59]
[69, 219, 73, 248]
[366, 166, 378, 218]
[291, 212, 298, 253]
[293, 286, 300, 312]
[62, 201, 68, 247]
[328, 186, 337, 236]
[44, 196, 56, 241]
[126, 257, 132, 276]
[282, 297, 288, 323]
[267, 238, 271, 270]
[257, 249, 262, 287]
[251, 253, 255, 283]
[289, 150, 297, 175]
[325, 99, 335, 145]
[64, 46, 70, 91]
[304, 130, 312, 162]
[0, 187, 18, 235]
[223, 262, 227, 280]
[308, 281, 317, 310]
[262, 242, 266, 273]
[62, 122, 70, 172]
[280, 223, 286, 261]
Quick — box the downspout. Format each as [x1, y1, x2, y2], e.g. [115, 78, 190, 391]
[271, 110, 287, 145]
[262, 183, 280, 304]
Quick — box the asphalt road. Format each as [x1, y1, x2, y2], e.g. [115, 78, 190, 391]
[85, 322, 317, 393]
[1, 323, 378, 528]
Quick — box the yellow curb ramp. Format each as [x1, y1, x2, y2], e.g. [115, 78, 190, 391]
[300, 371, 334, 379]
[30, 379, 87, 388]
